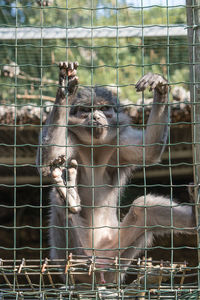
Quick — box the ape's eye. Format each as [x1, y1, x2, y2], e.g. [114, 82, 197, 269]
[100, 106, 110, 111]
[79, 106, 91, 113]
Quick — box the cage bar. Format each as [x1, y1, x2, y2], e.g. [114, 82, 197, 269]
[186, 0, 200, 272]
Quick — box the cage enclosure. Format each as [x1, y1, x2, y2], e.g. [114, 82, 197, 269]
[0, 0, 199, 299]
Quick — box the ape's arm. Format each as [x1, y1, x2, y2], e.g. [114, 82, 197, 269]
[36, 62, 79, 176]
[119, 73, 169, 166]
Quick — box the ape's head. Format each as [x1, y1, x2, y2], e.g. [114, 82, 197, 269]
[68, 86, 129, 144]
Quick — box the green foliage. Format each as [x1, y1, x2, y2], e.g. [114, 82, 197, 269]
[0, 1, 189, 104]
[171, 67, 190, 88]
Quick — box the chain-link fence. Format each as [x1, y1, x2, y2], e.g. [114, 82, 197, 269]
[0, 0, 199, 299]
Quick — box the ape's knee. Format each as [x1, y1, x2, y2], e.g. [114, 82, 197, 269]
[131, 194, 169, 222]
[132, 196, 148, 216]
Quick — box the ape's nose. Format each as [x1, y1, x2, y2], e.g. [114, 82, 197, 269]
[93, 111, 100, 121]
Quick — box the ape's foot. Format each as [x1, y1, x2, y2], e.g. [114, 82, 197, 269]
[135, 73, 169, 95]
[68, 159, 78, 169]
[58, 61, 79, 96]
[67, 159, 78, 186]
[50, 155, 66, 187]
[50, 156, 80, 214]
[67, 159, 81, 214]
[50, 154, 66, 169]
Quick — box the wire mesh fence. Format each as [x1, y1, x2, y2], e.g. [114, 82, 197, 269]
[0, 0, 199, 299]
[0, 257, 198, 299]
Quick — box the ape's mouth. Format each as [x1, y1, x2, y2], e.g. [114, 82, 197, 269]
[87, 121, 109, 139]
[88, 121, 108, 128]
[85, 126, 106, 139]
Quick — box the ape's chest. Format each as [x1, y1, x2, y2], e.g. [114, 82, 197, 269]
[77, 166, 118, 205]
[78, 165, 115, 187]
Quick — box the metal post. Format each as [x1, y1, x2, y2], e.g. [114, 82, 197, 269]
[186, 0, 200, 277]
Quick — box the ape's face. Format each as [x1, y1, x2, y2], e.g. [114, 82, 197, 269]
[76, 103, 115, 139]
[69, 96, 118, 143]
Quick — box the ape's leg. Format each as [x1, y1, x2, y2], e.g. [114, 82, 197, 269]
[100, 194, 195, 283]
[119, 194, 195, 255]
[94, 194, 194, 284]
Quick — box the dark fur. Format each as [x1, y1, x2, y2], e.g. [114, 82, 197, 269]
[36, 65, 195, 284]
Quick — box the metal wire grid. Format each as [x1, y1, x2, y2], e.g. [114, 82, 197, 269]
[0, 0, 199, 299]
[0, 257, 198, 299]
